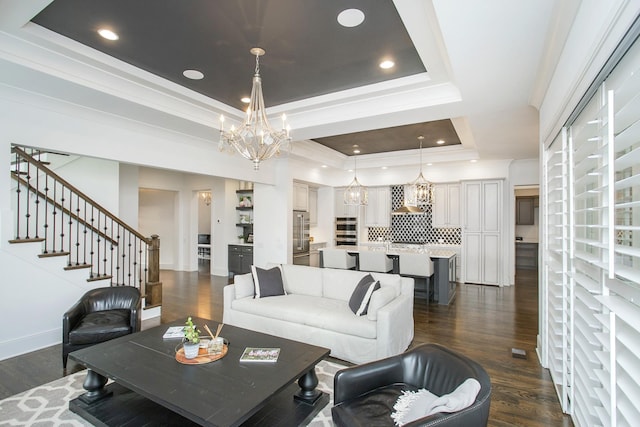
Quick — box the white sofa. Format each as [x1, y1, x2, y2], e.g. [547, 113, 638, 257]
[223, 264, 414, 364]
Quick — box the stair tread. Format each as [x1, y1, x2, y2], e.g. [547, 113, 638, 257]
[8, 238, 46, 243]
[87, 275, 113, 282]
[38, 251, 70, 258]
[64, 264, 92, 271]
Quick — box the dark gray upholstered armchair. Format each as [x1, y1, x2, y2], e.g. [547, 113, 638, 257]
[332, 343, 491, 427]
[62, 286, 141, 368]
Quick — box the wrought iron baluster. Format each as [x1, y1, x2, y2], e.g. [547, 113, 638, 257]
[59, 184, 66, 253]
[43, 175, 49, 253]
[14, 150, 21, 239]
[89, 205, 95, 279]
[25, 160, 31, 238]
[51, 181, 57, 253]
[34, 161, 40, 238]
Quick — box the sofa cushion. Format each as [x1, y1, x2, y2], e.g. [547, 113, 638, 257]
[366, 286, 397, 321]
[279, 264, 323, 297]
[251, 265, 285, 298]
[322, 269, 372, 301]
[231, 294, 377, 339]
[349, 274, 379, 316]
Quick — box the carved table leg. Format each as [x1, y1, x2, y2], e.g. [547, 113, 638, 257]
[78, 369, 113, 404]
[294, 367, 322, 405]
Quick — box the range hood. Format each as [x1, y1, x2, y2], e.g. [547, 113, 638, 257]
[391, 205, 424, 215]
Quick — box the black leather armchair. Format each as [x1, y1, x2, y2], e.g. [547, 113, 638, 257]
[62, 286, 141, 368]
[332, 343, 491, 427]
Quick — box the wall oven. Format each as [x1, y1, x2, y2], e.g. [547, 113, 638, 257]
[335, 217, 357, 246]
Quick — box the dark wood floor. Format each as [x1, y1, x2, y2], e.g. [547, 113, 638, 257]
[0, 262, 572, 426]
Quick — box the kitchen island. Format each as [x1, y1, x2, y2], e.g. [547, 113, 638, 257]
[321, 245, 457, 305]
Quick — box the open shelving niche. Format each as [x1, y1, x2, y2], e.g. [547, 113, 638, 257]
[236, 189, 253, 242]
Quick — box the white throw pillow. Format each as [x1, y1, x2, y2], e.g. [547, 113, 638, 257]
[366, 286, 397, 321]
[233, 273, 255, 299]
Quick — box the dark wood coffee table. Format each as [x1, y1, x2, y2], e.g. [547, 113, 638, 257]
[68, 318, 330, 426]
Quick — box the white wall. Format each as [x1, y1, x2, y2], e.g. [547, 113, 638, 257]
[139, 188, 177, 269]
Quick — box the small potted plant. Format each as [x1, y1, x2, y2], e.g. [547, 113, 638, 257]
[183, 316, 200, 359]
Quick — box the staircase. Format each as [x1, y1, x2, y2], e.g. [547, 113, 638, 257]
[8, 145, 162, 307]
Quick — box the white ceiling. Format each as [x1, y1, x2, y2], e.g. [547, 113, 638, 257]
[0, 0, 564, 171]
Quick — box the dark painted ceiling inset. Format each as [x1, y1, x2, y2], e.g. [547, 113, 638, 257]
[32, 0, 426, 110]
[313, 120, 462, 156]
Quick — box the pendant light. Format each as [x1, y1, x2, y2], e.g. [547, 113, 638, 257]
[344, 155, 368, 205]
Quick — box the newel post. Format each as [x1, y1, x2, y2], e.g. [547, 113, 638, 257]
[145, 234, 162, 307]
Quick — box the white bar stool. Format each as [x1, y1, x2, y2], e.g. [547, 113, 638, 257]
[358, 251, 393, 273]
[399, 253, 434, 301]
[320, 248, 357, 270]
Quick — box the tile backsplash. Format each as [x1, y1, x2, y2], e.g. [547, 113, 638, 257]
[366, 185, 461, 245]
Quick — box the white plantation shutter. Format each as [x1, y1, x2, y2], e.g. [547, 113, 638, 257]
[543, 129, 571, 411]
[542, 29, 640, 427]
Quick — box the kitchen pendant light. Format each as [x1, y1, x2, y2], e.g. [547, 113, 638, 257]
[219, 48, 291, 170]
[407, 135, 433, 205]
[344, 156, 368, 205]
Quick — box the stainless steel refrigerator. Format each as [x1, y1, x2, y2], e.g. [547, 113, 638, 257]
[293, 211, 310, 265]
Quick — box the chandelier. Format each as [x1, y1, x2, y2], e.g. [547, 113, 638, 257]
[344, 156, 368, 205]
[219, 48, 291, 171]
[405, 135, 433, 205]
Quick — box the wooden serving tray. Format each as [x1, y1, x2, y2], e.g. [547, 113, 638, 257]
[175, 344, 228, 365]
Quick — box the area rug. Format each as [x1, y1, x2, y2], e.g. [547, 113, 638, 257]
[0, 360, 344, 426]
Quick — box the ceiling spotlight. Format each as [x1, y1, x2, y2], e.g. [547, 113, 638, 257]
[337, 9, 365, 27]
[321, 165, 328, 168]
[183, 69, 204, 80]
[353, 149, 361, 154]
[241, 97, 251, 103]
[381, 166, 388, 170]
[436, 139, 445, 145]
[470, 159, 478, 163]
[427, 163, 433, 166]
[97, 28, 119, 41]
[379, 60, 395, 69]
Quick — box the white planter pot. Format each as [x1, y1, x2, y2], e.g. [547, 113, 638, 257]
[183, 342, 199, 359]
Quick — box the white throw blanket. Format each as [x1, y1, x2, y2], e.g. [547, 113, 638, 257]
[391, 378, 481, 426]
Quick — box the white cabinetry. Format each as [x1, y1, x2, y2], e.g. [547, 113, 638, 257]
[334, 188, 360, 217]
[309, 187, 318, 226]
[432, 183, 460, 227]
[462, 180, 502, 285]
[365, 187, 390, 227]
[293, 181, 309, 211]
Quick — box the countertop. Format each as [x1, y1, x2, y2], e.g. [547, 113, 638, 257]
[323, 245, 457, 259]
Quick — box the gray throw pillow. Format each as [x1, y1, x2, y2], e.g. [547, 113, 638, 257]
[251, 265, 286, 298]
[349, 274, 380, 316]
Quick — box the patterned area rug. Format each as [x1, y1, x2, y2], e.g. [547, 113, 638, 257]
[0, 360, 344, 426]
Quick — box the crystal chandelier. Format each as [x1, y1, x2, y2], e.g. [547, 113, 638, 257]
[219, 48, 291, 171]
[344, 156, 368, 205]
[405, 135, 433, 205]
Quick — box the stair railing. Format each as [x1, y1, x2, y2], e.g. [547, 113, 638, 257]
[9, 145, 159, 299]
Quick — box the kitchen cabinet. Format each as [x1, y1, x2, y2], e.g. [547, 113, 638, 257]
[293, 181, 309, 211]
[309, 187, 318, 226]
[334, 188, 361, 218]
[432, 183, 460, 228]
[365, 186, 391, 227]
[228, 244, 253, 276]
[462, 180, 503, 285]
[516, 197, 535, 225]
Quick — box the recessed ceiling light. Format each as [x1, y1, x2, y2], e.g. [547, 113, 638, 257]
[353, 149, 361, 154]
[183, 69, 204, 80]
[427, 163, 433, 166]
[337, 9, 365, 27]
[241, 97, 251, 103]
[97, 28, 119, 41]
[436, 139, 445, 145]
[470, 159, 478, 163]
[379, 60, 395, 69]
[381, 166, 388, 170]
[321, 165, 328, 168]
